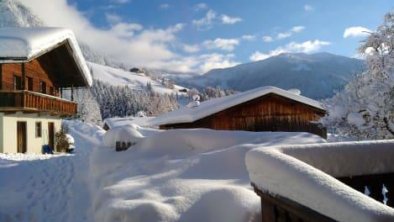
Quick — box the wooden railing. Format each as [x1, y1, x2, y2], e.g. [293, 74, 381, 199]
[0, 90, 77, 116]
[252, 172, 394, 222]
[338, 173, 394, 207]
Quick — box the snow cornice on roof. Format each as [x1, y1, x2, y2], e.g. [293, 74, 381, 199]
[0, 27, 92, 86]
[150, 86, 326, 126]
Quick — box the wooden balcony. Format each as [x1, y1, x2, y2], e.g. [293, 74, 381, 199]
[0, 90, 77, 116]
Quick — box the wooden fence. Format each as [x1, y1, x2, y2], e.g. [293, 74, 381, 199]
[252, 172, 394, 222]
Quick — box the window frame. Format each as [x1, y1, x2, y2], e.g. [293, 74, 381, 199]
[35, 121, 42, 138]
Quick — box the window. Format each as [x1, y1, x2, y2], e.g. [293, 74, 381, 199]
[27, 77, 33, 91]
[35, 122, 42, 138]
[39, 81, 46, 94]
[49, 87, 54, 95]
[13, 75, 22, 90]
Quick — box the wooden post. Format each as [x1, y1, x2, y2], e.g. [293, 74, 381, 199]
[71, 85, 74, 101]
[0, 64, 2, 90]
[21, 63, 26, 90]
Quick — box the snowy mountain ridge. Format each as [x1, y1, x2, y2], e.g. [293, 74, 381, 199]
[180, 52, 364, 99]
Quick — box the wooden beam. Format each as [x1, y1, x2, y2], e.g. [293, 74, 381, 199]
[71, 85, 74, 101]
[0, 64, 2, 90]
[21, 63, 26, 90]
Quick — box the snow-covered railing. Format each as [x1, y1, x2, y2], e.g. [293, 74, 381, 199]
[246, 140, 394, 222]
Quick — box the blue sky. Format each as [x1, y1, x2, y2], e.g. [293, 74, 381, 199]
[21, 0, 394, 73]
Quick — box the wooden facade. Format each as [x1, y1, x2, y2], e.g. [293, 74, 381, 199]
[160, 94, 327, 138]
[0, 41, 85, 116]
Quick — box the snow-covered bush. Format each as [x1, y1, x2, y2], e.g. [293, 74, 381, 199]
[55, 126, 70, 152]
[103, 126, 144, 148]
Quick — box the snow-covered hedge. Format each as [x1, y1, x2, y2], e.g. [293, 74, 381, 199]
[246, 140, 394, 222]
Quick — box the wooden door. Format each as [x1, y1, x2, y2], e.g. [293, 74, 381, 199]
[48, 122, 55, 150]
[17, 122, 27, 153]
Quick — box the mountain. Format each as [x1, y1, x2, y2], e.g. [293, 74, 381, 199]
[0, 0, 43, 27]
[184, 53, 364, 99]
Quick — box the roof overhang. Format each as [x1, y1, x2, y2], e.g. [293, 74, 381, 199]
[0, 27, 93, 87]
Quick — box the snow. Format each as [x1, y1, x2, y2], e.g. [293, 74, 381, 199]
[0, 121, 105, 222]
[0, 27, 92, 86]
[104, 116, 156, 129]
[246, 140, 394, 222]
[0, 120, 326, 222]
[103, 126, 145, 148]
[92, 128, 324, 222]
[151, 86, 325, 126]
[88, 62, 187, 95]
[347, 112, 366, 127]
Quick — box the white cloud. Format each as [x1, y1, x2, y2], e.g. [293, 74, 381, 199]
[221, 14, 242, 24]
[110, 22, 143, 38]
[276, 26, 305, 40]
[291, 26, 305, 33]
[343, 26, 371, 38]
[110, 0, 130, 4]
[262, 36, 274, 42]
[194, 3, 208, 11]
[304, 4, 314, 12]
[17, 0, 241, 74]
[105, 13, 122, 24]
[192, 10, 216, 29]
[159, 3, 170, 9]
[198, 53, 239, 73]
[19, 0, 187, 69]
[182, 44, 200, 53]
[241, 35, 256, 41]
[277, 32, 292, 40]
[193, 9, 242, 29]
[203, 38, 240, 51]
[250, 40, 331, 61]
[148, 53, 239, 73]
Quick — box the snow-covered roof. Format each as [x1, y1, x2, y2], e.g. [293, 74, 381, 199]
[0, 27, 92, 86]
[246, 140, 394, 222]
[150, 86, 325, 126]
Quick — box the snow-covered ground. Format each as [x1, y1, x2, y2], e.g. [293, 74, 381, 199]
[0, 121, 104, 222]
[0, 121, 325, 222]
[88, 62, 188, 95]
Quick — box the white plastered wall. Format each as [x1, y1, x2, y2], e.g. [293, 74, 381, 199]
[0, 112, 62, 154]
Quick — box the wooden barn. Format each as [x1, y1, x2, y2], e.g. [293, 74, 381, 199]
[0, 27, 92, 153]
[151, 86, 327, 138]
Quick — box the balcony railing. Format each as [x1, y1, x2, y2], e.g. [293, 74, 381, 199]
[247, 140, 394, 222]
[0, 90, 77, 116]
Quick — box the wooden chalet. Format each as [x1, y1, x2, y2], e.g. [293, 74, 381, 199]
[151, 86, 327, 138]
[0, 27, 92, 153]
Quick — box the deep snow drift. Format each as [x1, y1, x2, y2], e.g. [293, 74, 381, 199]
[92, 127, 325, 222]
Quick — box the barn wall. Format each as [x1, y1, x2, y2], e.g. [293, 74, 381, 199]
[161, 94, 327, 138]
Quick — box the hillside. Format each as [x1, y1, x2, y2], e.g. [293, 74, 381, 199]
[183, 53, 364, 99]
[88, 62, 187, 95]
